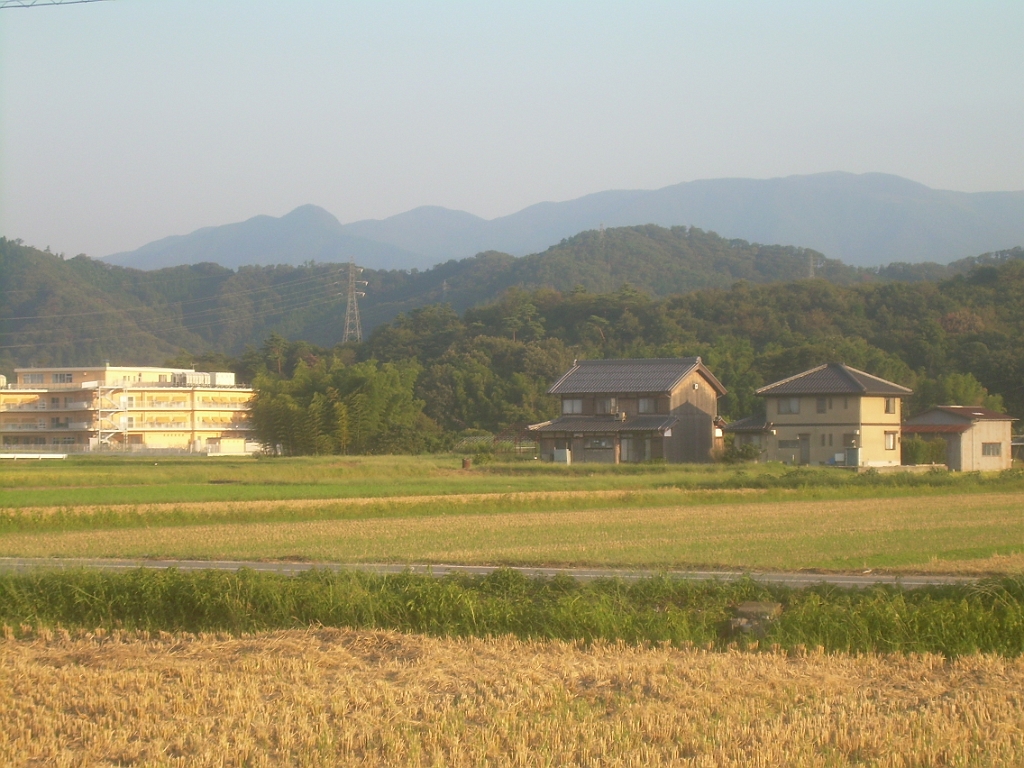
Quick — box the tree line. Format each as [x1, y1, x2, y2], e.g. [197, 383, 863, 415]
[226, 255, 1023, 454]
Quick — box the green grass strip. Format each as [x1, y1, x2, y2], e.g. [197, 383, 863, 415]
[0, 568, 1021, 657]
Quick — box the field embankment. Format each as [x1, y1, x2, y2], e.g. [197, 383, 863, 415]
[2, 569, 1022, 657]
[3, 627, 1023, 767]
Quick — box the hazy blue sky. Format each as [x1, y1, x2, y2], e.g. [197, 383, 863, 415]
[1, 1, 1022, 257]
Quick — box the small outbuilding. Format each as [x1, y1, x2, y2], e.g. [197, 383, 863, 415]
[903, 406, 1016, 471]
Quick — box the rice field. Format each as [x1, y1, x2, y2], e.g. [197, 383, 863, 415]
[1, 458, 1022, 764]
[0, 491, 1020, 574]
[2, 627, 1023, 767]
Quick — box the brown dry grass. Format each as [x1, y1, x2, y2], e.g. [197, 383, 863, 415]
[1, 629, 1022, 767]
[1, 487, 760, 518]
[1, 492, 1021, 574]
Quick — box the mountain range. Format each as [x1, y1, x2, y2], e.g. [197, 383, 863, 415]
[103, 172, 1024, 271]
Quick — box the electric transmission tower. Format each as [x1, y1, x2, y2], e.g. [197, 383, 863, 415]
[342, 260, 367, 343]
[1, 0, 112, 8]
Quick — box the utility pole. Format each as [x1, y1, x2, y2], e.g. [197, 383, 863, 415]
[342, 260, 367, 343]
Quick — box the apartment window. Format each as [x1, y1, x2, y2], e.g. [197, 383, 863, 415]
[885, 398, 897, 414]
[829, 433, 833, 447]
[885, 432, 897, 451]
[562, 398, 583, 415]
[982, 443, 1002, 457]
[816, 397, 827, 414]
[595, 397, 618, 415]
[22, 374, 43, 385]
[777, 439, 801, 449]
[777, 398, 800, 415]
[52, 373, 73, 384]
[638, 397, 656, 414]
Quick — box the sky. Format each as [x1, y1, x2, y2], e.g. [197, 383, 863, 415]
[1, 1, 1022, 258]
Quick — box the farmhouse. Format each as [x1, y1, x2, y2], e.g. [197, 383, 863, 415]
[754, 363, 912, 467]
[0, 364, 252, 454]
[903, 406, 1015, 471]
[529, 357, 726, 463]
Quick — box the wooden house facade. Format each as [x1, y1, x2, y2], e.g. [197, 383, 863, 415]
[529, 357, 726, 464]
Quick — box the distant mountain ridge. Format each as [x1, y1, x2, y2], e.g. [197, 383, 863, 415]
[103, 173, 1024, 271]
[104, 205, 419, 271]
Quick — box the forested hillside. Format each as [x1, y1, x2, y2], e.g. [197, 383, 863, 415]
[6, 233, 1024, 454]
[0, 228, 870, 370]
[241, 255, 1024, 454]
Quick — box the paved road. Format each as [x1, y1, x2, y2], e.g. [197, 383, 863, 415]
[0, 557, 981, 588]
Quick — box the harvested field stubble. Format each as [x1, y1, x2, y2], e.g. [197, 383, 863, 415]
[1, 628, 1023, 767]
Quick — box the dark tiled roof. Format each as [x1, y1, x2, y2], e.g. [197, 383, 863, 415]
[756, 363, 912, 397]
[528, 415, 678, 434]
[723, 415, 770, 433]
[927, 405, 1016, 422]
[547, 357, 726, 395]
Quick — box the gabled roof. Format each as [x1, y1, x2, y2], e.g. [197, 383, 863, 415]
[547, 357, 727, 396]
[528, 415, 678, 434]
[907, 405, 1015, 423]
[756, 363, 912, 397]
[723, 414, 770, 433]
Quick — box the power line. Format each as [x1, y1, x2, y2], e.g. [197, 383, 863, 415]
[0, 293, 346, 352]
[0, 268, 343, 323]
[0, 0, 111, 8]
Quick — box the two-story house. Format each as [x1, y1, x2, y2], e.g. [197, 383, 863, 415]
[755, 363, 912, 467]
[529, 357, 727, 464]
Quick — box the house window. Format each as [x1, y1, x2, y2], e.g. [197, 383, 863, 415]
[982, 443, 1002, 457]
[885, 398, 897, 414]
[52, 373, 73, 384]
[584, 438, 614, 449]
[595, 397, 617, 415]
[22, 373, 44, 385]
[816, 397, 827, 414]
[885, 432, 897, 451]
[777, 398, 800, 415]
[638, 397, 656, 414]
[562, 398, 583, 415]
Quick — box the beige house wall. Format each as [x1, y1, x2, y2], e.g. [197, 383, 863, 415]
[765, 395, 903, 467]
